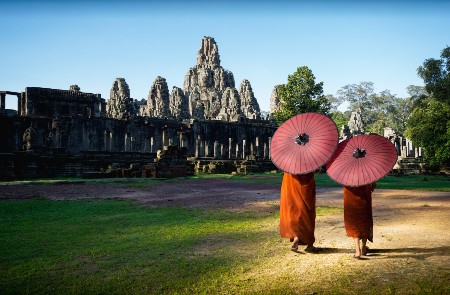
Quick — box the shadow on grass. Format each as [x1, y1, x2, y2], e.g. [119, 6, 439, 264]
[302, 247, 353, 254]
[362, 246, 450, 260]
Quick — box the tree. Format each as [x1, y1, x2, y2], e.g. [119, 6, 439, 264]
[336, 81, 375, 110]
[365, 89, 395, 135]
[406, 85, 428, 99]
[330, 111, 348, 131]
[324, 93, 349, 130]
[336, 82, 374, 124]
[417, 46, 450, 103]
[325, 94, 345, 112]
[406, 46, 450, 169]
[273, 66, 331, 124]
[385, 96, 413, 134]
[405, 98, 450, 168]
[335, 82, 393, 134]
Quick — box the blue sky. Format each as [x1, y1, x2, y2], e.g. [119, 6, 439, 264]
[1, 0, 449, 112]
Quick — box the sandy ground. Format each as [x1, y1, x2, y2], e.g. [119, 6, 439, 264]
[1, 177, 449, 292]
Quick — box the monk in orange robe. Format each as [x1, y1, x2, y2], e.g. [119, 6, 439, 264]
[279, 172, 316, 252]
[343, 182, 376, 259]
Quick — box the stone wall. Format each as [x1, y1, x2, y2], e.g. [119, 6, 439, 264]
[2, 115, 275, 158]
[22, 86, 106, 118]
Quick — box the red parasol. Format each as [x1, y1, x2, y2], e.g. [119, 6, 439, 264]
[326, 134, 397, 187]
[270, 112, 339, 175]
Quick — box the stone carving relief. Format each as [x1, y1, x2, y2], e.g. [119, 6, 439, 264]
[105, 36, 264, 123]
[169, 86, 189, 119]
[348, 108, 364, 135]
[106, 78, 135, 120]
[140, 76, 170, 118]
[269, 85, 282, 114]
[183, 36, 251, 122]
[22, 126, 36, 151]
[239, 79, 261, 120]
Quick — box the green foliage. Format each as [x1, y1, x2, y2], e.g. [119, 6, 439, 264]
[336, 82, 416, 135]
[325, 94, 345, 112]
[407, 46, 450, 168]
[385, 95, 414, 134]
[336, 82, 380, 133]
[405, 97, 450, 168]
[330, 110, 349, 130]
[336, 81, 375, 110]
[273, 66, 331, 124]
[417, 46, 450, 103]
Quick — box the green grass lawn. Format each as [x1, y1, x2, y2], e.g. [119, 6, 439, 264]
[0, 173, 448, 294]
[5, 172, 449, 191]
[0, 199, 341, 294]
[223, 172, 450, 191]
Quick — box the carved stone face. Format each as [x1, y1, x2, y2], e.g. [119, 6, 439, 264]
[198, 69, 213, 87]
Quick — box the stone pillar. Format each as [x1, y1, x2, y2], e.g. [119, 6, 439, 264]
[236, 142, 240, 159]
[124, 134, 129, 152]
[394, 139, 401, 156]
[262, 142, 267, 159]
[214, 141, 220, 159]
[228, 138, 233, 159]
[154, 129, 163, 151]
[162, 129, 167, 147]
[104, 131, 110, 151]
[0, 93, 5, 111]
[195, 137, 199, 158]
[182, 134, 189, 150]
[255, 137, 260, 158]
[242, 139, 246, 159]
[179, 131, 184, 147]
[200, 139, 205, 157]
[204, 141, 210, 157]
[268, 137, 272, 159]
[220, 143, 225, 159]
[407, 139, 414, 157]
[110, 132, 113, 151]
[150, 137, 155, 153]
[401, 146, 407, 158]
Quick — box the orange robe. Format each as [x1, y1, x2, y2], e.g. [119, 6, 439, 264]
[343, 183, 376, 242]
[279, 172, 316, 246]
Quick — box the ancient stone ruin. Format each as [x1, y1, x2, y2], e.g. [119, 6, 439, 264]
[1, 36, 427, 180]
[106, 78, 136, 120]
[0, 36, 277, 180]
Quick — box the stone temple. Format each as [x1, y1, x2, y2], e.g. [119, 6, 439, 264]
[0, 36, 277, 180]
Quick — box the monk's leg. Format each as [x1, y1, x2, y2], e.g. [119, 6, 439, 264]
[353, 238, 361, 258]
[361, 238, 368, 255]
[291, 236, 299, 251]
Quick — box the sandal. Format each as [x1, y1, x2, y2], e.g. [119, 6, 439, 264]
[304, 245, 317, 253]
[362, 246, 369, 256]
[353, 254, 361, 260]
